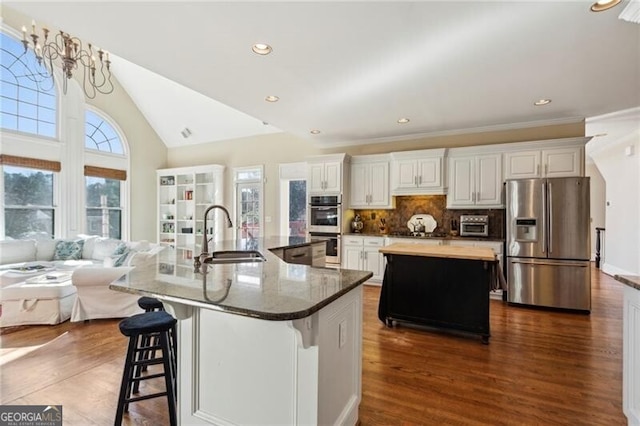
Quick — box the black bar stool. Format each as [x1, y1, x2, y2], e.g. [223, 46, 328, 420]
[138, 296, 165, 312]
[136, 297, 166, 376]
[115, 311, 177, 426]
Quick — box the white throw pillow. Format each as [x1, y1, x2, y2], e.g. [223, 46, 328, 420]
[78, 235, 98, 259]
[36, 239, 62, 261]
[91, 238, 122, 261]
[0, 240, 37, 264]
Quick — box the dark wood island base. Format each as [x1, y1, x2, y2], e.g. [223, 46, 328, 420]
[378, 244, 500, 344]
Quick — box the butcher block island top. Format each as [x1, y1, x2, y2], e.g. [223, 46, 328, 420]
[380, 243, 497, 262]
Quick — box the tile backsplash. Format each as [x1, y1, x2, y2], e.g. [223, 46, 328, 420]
[353, 195, 505, 239]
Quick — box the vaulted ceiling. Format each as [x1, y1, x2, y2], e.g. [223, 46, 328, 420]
[4, 1, 640, 148]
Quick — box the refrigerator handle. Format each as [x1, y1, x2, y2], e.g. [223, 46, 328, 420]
[541, 182, 546, 254]
[548, 181, 553, 254]
[510, 260, 589, 268]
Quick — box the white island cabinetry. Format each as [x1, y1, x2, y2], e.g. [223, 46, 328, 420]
[618, 276, 640, 425]
[176, 284, 363, 426]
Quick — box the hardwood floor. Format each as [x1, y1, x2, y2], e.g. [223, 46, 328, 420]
[0, 265, 626, 425]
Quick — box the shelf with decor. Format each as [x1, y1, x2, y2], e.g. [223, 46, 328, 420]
[157, 165, 225, 259]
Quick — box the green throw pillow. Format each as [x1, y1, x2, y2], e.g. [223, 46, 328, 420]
[53, 240, 85, 260]
[112, 242, 130, 267]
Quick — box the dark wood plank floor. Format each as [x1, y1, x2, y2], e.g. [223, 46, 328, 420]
[0, 265, 626, 425]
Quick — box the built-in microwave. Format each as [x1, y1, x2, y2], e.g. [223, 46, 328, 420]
[309, 195, 341, 233]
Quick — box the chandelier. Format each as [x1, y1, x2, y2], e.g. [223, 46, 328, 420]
[20, 20, 114, 99]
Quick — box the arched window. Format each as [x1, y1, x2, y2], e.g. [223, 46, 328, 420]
[85, 110, 124, 154]
[84, 109, 128, 239]
[0, 32, 57, 137]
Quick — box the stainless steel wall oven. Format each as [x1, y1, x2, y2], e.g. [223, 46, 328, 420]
[309, 195, 341, 233]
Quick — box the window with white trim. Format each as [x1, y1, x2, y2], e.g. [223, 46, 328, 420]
[0, 31, 57, 137]
[234, 166, 263, 241]
[2, 162, 58, 239]
[84, 111, 127, 238]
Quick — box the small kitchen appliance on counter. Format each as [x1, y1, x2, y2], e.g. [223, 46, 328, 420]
[351, 214, 364, 233]
[460, 215, 489, 237]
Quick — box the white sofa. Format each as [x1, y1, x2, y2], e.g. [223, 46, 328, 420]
[0, 236, 163, 326]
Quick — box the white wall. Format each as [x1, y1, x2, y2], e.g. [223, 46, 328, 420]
[585, 163, 606, 261]
[587, 109, 640, 276]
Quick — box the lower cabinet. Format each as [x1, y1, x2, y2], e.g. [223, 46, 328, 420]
[342, 236, 385, 283]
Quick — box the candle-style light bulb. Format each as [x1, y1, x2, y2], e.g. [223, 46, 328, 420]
[21, 26, 27, 40]
[31, 19, 36, 34]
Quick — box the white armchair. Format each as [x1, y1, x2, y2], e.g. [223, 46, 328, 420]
[70, 266, 141, 322]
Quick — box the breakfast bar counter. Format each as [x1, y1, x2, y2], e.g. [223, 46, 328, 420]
[110, 237, 372, 426]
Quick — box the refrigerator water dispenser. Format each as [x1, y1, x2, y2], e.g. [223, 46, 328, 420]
[515, 218, 537, 241]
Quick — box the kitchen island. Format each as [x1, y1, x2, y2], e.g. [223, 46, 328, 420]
[378, 243, 500, 343]
[615, 274, 640, 425]
[110, 237, 372, 426]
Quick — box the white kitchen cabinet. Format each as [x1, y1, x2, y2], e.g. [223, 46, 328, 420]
[349, 155, 392, 209]
[504, 145, 584, 179]
[307, 154, 348, 195]
[447, 153, 503, 208]
[342, 236, 385, 282]
[157, 165, 225, 265]
[390, 148, 446, 195]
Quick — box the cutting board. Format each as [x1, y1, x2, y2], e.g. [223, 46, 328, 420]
[380, 243, 496, 262]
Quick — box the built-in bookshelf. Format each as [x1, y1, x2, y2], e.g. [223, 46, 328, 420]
[157, 165, 225, 272]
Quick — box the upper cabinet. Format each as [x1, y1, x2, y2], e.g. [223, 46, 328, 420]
[349, 154, 393, 209]
[503, 138, 587, 179]
[447, 153, 503, 208]
[390, 148, 447, 195]
[307, 154, 348, 195]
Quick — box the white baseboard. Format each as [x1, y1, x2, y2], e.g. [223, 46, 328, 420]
[602, 262, 636, 277]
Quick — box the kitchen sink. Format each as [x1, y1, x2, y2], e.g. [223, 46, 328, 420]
[202, 250, 266, 264]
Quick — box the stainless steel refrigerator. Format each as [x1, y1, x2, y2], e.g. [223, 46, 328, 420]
[506, 177, 591, 312]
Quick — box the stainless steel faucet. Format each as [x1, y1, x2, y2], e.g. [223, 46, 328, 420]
[194, 205, 233, 270]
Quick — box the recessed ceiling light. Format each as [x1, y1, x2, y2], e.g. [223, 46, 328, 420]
[252, 43, 272, 55]
[310, 129, 321, 135]
[590, 0, 621, 12]
[594, 133, 608, 137]
[265, 95, 279, 102]
[534, 99, 552, 106]
[397, 118, 410, 124]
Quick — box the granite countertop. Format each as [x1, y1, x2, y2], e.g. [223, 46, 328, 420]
[345, 232, 505, 243]
[615, 275, 640, 291]
[110, 237, 372, 321]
